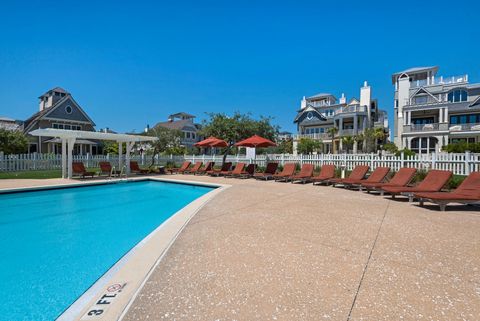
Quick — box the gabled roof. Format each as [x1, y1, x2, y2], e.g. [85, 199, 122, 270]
[409, 87, 439, 102]
[39, 87, 69, 98]
[392, 66, 439, 84]
[154, 119, 198, 131]
[306, 93, 336, 100]
[23, 94, 95, 133]
[469, 96, 480, 108]
[169, 112, 195, 119]
[294, 106, 327, 123]
[348, 98, 360, 105]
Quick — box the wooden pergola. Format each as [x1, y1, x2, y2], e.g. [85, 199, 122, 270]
[29, 128, 157, 179]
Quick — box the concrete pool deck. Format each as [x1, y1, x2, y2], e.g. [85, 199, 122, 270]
[1, 176, 479, 320]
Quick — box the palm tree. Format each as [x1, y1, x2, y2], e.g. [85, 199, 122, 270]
[327, 127, 339, 153]
[341, 135, 354, 153]
[373, 127, 386, 151]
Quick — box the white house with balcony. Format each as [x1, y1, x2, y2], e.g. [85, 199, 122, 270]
[293, 81, 389, 154]
[392, 66, 480, 154]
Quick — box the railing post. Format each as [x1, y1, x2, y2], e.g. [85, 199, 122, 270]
[281, 153, 285, 166]
[465, 151, 471, 175]
[370, 152, 374, 169]
[431, 152, 436, 170]
[400, 151, 404, 169]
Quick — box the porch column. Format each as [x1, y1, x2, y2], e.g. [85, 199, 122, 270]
[125, 141, 135, 175]
[89, 144, 93, 155]
[353, 115, 358, 134]
[444, 108, 448, 123]
[67, 138, 76, 179]
[61, 138, 67, 179]
[403, 112, 407, 125]
[118, 142, 123, 171]
[407, 111, 411, 125]
[439, 108, 443, 123]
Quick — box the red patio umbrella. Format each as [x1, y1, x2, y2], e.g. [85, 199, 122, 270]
[235, 135, 277, 148]
[194, 136, 219, 147]
[235, 135, 276, 164]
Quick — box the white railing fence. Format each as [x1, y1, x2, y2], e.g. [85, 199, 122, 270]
[184, 152, 480, 176]
[1, 152, 480, 176]
[0, 153, 184, 172]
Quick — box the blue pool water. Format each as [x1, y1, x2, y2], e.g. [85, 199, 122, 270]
[0, 180, 213, 321]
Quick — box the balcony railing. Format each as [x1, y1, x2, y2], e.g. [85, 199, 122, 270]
[340, 129, 355, 136]
[410, 75, 468, 88]
[293, 133, 332, 140]
[449, 123, 480, 131]
[410, 123, 439, 131]
[335, 105, 366, 115]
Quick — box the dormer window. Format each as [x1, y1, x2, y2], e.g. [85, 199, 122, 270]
[65, 105, 73, 114]
[448, 90, 467, 103]
[306, 112, 313, 120]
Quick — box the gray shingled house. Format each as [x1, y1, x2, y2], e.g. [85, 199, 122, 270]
[23, 87, 98, 154]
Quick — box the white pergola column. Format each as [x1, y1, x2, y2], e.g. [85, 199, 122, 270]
[118, 142, 123, 171]
[61, 138, 67, 179]
[67, 138, 76, 179]
[439, 108, 443, 123]
[125, 141, 135, 175]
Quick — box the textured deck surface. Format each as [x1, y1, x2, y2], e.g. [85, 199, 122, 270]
[1, 176, 479, 320]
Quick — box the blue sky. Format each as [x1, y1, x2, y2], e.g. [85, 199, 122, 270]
[0, 0, 478, 134]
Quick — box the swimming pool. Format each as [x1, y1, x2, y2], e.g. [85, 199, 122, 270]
[0, 180, 214, 321]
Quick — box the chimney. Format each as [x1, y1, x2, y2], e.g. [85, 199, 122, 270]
[339, 93, 346, 104]
[300, 96, 307, 109]
[360, 81, 372, 125]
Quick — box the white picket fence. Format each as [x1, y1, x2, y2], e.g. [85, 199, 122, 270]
[184, 152, 480, 176]
[1, 152, 480, 176]
[0, 153, 184, 172]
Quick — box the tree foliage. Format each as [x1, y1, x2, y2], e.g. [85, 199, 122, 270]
[297, 137, 322, 154]
[277, 138, 293, 154]
[200, 112, 279, 161]
[0, 129, 28, 154]
[442, 142, 480, 153]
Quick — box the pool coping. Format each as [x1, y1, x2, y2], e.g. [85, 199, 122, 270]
[0, 176, 229, 321]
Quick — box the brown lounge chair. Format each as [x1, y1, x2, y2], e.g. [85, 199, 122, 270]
[224, 163, 246, 178]
[343, 167, 391, 190]
[237, 164, 257, 178]
[195, 161, 214, 175]
[129, 161, 150, 174]
[208, 162, 232, 176]
[311, 164, 336, 185]
[72, 162, 95, 178]
[99, 161, 121, 177]
[184, 161, 203, 174]
[290, 163, 315, 184]
[272, 163, 296, 182]
[168, 161, 191, 174]
[327, 165, 370, 187]
[414, 172, 480, 211]
[254, 162, 279, 180]
[381, 169, 453, 202]
[361, 167, 417, 195]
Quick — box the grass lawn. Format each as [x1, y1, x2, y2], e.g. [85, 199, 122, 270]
[0, 170, 62, 179]
[0, 168, 100, 179]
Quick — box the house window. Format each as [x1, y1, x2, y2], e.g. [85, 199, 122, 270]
[64, 124, 71, 130]
[52, 124, 59, 129]
[414, 96, 428, 104]
[450, 114, 480, 124]
[65, 105, 73, 114]
[447, 90, 467, 102]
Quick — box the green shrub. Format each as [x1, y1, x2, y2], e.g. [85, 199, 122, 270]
[395, 148, 416, 158]
[442, 142, 480, 153]
[446, 175, 465, 190]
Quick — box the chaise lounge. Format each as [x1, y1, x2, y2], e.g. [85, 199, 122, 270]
[168, 161, 191, 174]
[343, 167, 391, 190]
[99, 161, 121, 177]
[272, 163, 296, 182]
[237, 164, 257, 179]
[290, 163, 315, 184]
[184, 161, 203, 174]
[208, 162, 232, 176]
[195, 161, 214, 175]
[414, 172, 480, 211]
[326, 165, 370, 187]
[224, 163, 246, 178]
[72, 162, 95, 178]
[381, 169, 453, 202]
[361, 167, 417, 195]
[311, 164, 336, 185]
[254, 162, 279, 180]
[129, 161, 150, 174]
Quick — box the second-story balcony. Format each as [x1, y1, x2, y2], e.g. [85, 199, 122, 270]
[407, 123, 441, 132]
[410, 75, 468, 88]
[293, 133, 332, 141]
[335, 105, 366, 115]
[449, 123, 480, 132]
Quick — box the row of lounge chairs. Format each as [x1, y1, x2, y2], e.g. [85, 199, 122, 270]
[72, 161, 157, 178]
[171, 160, 480, 211]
